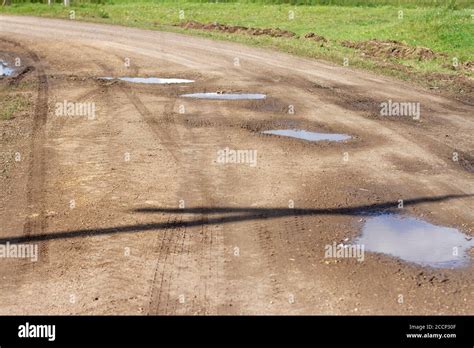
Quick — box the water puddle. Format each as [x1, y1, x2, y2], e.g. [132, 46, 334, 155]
[0, 60, 14, 77]
[99, 77, 194, 84]
[180, 92, 266, 100]
[262, 129, 351, 142]
[355, 214, 474, 268]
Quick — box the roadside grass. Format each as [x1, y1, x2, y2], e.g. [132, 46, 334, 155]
[181, 0, 472, 8]
[0, 93, 30, 121]
[1, 1, 472, 94]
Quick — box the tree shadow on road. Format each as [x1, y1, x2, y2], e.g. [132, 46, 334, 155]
[1, 194, 472, 244]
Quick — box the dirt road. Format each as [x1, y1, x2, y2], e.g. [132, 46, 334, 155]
[0, 15, 472, 315]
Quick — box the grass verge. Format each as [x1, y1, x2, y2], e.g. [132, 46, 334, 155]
[0, 92, 30, 120]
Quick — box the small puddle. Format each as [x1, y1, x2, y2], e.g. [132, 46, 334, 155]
[0, 60, 14, 77]
[99, 77, 194, 84]
[180, 92, 266, 100]
[262, 129, 351, 142]
[355, 214, 474, 268]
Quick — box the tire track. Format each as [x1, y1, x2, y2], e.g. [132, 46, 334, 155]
[253, 213, 308, 310]
[0, 38, 50, 264]
[161, 216, 186, 315]
[255, 220, 284, 300]
[147, 215, 186, 315]
[91, 61, 196, 314]
[164, 222, 188, 315]
[91, 55, 228, 315]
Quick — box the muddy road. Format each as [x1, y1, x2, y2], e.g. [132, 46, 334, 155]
[0, 16, 472, 315]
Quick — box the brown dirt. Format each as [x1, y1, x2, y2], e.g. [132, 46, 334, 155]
[457, 151, 474, 173]
[342, 39, 442, 61]
[179, 21, 330, 44]
[180, 20, 296, 38]
[304, 32, 328, 43]
[462, 61, 474, 72]
[0, 15, 473, 315]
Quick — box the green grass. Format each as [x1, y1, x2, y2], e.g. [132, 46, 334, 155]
[1, 1, 472, 93]
[0, 93, 30, 120]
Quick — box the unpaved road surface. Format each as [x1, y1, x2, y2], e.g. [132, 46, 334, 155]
[0, 16, 473, 315]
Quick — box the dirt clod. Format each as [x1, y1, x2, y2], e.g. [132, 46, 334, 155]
[342, 39, 441, 61]
[180, 21, 296, 38]
[304, 32, 328, 43]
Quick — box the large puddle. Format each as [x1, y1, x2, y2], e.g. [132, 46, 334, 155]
[0, 60, 14, 77]
[99, 77, 194, 84]
[262, 129, 351, 142]
[355, 214, 474, 268]
[180, 92, 266, 100]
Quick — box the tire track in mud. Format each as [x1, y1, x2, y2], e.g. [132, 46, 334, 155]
[141, 124, 219, 314]
[147, 215, 186, 314]
[153, 102, 220, 315]
[172, 110, 218, 314]
[92, 59, 221, 315]
[0, 38, 50, 264]
[93, 61, 185, 315]
[102, 73, 199, 314]
[255, 219, 285, 300]
[162, 220, 188, 315]
[252, 213, 311, 312]
[166, 100, 309, 314]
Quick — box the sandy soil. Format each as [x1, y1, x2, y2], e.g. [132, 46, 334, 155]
[0, 15, 472, 315]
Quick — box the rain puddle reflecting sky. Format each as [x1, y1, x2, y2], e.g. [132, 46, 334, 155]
[0, 60, 14, 77]
[262, 129, 351, 142]
[355, 214, 474, 268]
[180, 92, 266, 100]
[99, 77, 194, 84]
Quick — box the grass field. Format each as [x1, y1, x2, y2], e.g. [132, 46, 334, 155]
[1, 0, 473, 93]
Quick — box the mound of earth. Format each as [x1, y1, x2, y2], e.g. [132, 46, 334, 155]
[424, 72, 474, 98]
[342, 39, 441, 61]
[179, 21, 296, 38]
[304, 32, 328, 43]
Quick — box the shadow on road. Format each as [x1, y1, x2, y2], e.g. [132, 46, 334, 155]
[1, 194, 472, 244]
